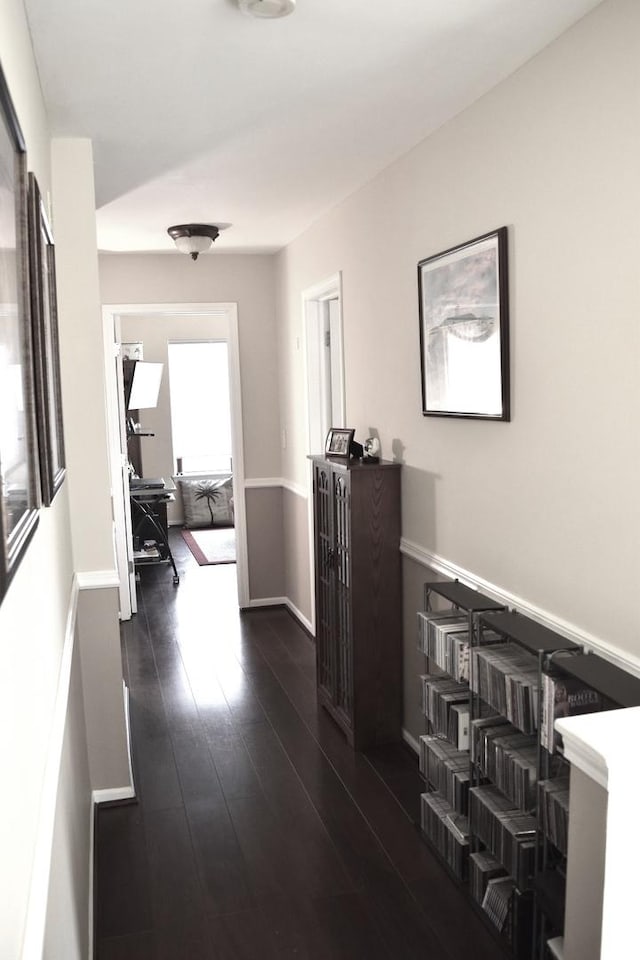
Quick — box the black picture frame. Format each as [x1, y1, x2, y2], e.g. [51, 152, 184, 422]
[325, 427, 354, 458]
[0, 61, 40, 600]
[28, 172, 66, 505]
[418, 227, 510, 421]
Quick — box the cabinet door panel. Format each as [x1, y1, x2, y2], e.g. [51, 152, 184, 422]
[333, 470, 353, 719]
[313, 463, 334, 699]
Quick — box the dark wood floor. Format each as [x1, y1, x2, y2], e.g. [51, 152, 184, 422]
[95, 531, 504, 959]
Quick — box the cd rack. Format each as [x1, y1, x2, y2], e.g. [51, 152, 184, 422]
[418, 581, 581, 960]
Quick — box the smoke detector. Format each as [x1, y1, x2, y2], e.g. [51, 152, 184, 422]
[238, 0, 296, 19]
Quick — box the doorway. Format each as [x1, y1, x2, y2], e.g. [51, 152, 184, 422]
[302, 273, 346, 634]
[304, 274, 345, 455]
[102, 302, 249, 619]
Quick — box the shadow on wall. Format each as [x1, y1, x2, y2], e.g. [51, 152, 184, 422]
[392, 437, 405, 463]
[397, 463, 440, 555]
[362, 431, 439, 552]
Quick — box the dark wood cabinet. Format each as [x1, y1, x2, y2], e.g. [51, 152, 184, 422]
[311, 455, 402, 749]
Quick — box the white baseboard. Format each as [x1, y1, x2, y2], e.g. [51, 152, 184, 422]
[88, 799, 94, 960]
[243, 596, 288, 609]
[244, 596, 314, 635]
[92, 786, 136, 805]
[122, 681, 135, 797]
[88, 785, 136, 960]
[400, 537, 640, 679]
[402, 728, 420, 755]
[284, 597, 313, 634]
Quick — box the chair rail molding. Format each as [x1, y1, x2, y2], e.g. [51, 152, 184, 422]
[400, 536, 640, 679]
[244, 477, 307, 498]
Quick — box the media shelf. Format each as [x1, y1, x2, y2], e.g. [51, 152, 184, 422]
[417, 583, 592, 959]
[535, 648, 640, 958]
[418, 580, 640, 959]
[548, 650, 640, 708]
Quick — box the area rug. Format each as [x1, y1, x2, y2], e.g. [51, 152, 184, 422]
[181, 527, 236, 566]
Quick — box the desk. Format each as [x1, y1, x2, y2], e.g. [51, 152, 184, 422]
[130, 480, 179, 584]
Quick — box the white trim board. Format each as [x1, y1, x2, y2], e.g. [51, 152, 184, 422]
[76, 570, 120, 590]
[92, 786, 136, 805]
[400, 537, 640, 679]
[21, 577, 79, 960]
[244, 477, 307, 498]
[402, 729, 420, 756]
[102, 301, 249, 608]
[88, 784, 136, 960]
[244, 596, 314, 635]
[301, 272, 344, 641]
[281, 479, 307, 499]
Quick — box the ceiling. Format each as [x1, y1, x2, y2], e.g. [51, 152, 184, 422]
[24, 0, 602, 255]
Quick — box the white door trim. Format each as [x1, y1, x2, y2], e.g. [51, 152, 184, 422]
[101, 302, 249, 609]
[301, 273, 345, 637]
[102, 312, 134, 618]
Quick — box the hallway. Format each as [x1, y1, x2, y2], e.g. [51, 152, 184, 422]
[95, 532, 503, 959]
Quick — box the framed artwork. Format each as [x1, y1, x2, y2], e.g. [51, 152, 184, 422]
[325, 427, 354, 458]
[418, 227, 510, 421]
[0, 62, 40, 600]
[28, 172, 66, 505]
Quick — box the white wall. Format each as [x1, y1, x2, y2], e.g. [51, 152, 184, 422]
[51, 139, 116, 573]
[42, 635, 92, 960]
[276, 0, 640, 690]
[1, 7, 134, 957]
[99, 253, 281, 481]
[0, 4, 78, 957]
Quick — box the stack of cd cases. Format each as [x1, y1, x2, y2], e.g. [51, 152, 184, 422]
[538, 777, 570, 855]
[471, 644, 539, 734]
[417, 609, 470, 681]
[420, 734, 471, 814]
[481, 876, 515, 932]
[470, 850, 508, 906]
[469, 785, 537, 890]
[420, 790, 471, 881]
[471, 716, 537, 810]
[421, 674, 470, 749]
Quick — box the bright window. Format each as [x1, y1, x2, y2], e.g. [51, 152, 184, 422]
[167, 341, 232, 474]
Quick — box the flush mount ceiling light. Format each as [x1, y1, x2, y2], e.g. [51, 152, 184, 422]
[167, 224, 220, 260]
[238, 0, 296, 19]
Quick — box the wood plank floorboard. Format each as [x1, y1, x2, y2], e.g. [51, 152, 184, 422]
[95, 530, 506, 960]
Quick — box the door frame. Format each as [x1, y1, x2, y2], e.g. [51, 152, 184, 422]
[302, 273, 345, 636]
[102, 302, 249, 614]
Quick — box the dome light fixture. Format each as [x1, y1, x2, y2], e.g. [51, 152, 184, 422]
[167, 223, 220, 260]
[238, 0, 296, 19]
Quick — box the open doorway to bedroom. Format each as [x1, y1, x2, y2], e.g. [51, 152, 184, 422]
[102, 302, 249, 620]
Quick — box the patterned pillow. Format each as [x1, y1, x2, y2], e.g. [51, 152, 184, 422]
[178, 477, 234, 529]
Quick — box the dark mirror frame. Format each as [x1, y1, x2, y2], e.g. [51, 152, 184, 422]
[0, 61, 40, 601]
[28, 172, 66, 505]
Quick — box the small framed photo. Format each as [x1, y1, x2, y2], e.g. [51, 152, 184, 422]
[325, 427, 354, 458]
[418, 227, 510, 421]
